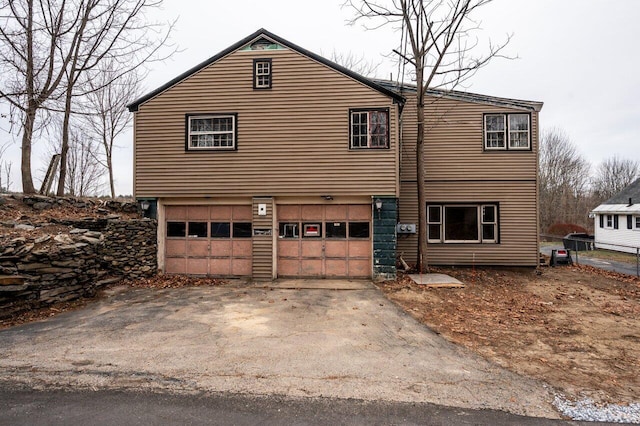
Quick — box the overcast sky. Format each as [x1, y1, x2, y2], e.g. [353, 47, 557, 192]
[1, 0, 639, 195]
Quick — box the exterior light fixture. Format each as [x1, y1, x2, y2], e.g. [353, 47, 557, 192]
[375, 198, 383, 212]
[140, 200, 150, 211]
[322, 195, 333, 201]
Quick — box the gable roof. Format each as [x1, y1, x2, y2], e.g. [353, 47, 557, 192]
[373, 79, 543, 112]
[601, 178, 640, 205]
[127, 28, 405, 112]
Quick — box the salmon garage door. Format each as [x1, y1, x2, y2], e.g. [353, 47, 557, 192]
[277, 204, 372, 278]
[165, 205, 252, 276]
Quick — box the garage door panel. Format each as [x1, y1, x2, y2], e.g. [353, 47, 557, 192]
[277, 259, 299, 276]
[210, 206, 232, 220]
[232, 240, 252, 256]
[165, 257, 186, 274]
[188, 206, 209, 220]
[301, 241, 323, 257]
[325, 205, 348, 221]
[278, 205, 300, 220]
[325, 259, 347, 277]
[232, 205, 252, 220]
[210, 258, 231, 275]
[210, 240, 232, 257]
[278, 240, 299, 257]
[187, 258, 208, 275]
[166, 240, 186, 256]
[301, 259, 322, 276]
[349, 241, 371, 258]
[325, 241, 347, 258]
[232, 258, 252, 276]
[348, 205, 372, 220]
[348, 259, 371, 277]
[166, 206, 187, 220]
[301, 205, 323, 220]
[187, 240, 209, 257]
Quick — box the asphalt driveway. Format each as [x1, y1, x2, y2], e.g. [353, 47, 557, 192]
[0, 280, 558, 418]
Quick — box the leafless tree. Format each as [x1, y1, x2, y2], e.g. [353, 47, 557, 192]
[329, 50, 381, 77]
[0, 141, 13, 192]
[54, 0, 175, 196]
[64, 124, 105, 196]
[345, 0, 511, 271]
[591, 155, 640, 203]
[82, 61, 142, 198]
[538, 128, 592, 232]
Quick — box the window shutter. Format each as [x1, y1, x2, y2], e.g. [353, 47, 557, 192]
[628, 215, 633, 229]
[599, 215, 604, 228]
[614, 215, 619, 229]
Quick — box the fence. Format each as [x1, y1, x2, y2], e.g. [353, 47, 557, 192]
[540, 233, 640, 277]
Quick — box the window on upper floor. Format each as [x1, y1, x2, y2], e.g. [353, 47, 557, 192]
[350, 109, 389, 149]
[484, 113, 531, 151]
[253, 59, 272, 89]
[427, 203, 498, 243]
[186, 114, 237, 151]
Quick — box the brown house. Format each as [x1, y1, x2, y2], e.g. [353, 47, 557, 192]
[127, 28, 543, 280]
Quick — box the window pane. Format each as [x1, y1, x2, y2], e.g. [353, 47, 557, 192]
[636, 216, 640, 228]
[191, 118, 212, 132]
[485, 115, 504, 131]
[482, 205, 496, 223]
[486, 132, 505, 148]
[444, 206, 478, 241]
[428, 205, 441, 223]
[349, 222, 370, 238]
[482, 224, 496, 241]
[188, 222, 208, 238]
[428, 224, 441, 241]
[211, 222, 231, 238]
[303, 223, 322, 237]
[279, 222, 299, 238]
[233, 222, 252, 238]
[509, 131, 529, 148]
[326, 222, 346, 238]
[167, 222, 186, 237]
[509, 114, 529, 131]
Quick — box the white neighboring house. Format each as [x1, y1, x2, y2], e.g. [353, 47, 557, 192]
[591, 178, 640, 254]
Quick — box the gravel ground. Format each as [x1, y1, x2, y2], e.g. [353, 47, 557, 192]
[554, 395, 640, 423]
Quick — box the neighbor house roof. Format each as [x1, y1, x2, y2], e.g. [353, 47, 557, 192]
[127, 28, 405, 112]
[373, 79, 543, 112]
[591, 178, 640, 214]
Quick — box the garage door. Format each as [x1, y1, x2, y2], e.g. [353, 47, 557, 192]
[165, 205, 252, 276]
[277, 204, 371, 278]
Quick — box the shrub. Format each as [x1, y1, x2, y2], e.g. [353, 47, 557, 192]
[547, 223, 588, 236]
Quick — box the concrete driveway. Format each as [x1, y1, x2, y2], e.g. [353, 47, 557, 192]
[0, 280, 559, 418]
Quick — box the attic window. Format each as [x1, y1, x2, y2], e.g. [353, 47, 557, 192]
[249, 38, 279, 50]
[253, 59, 272, 89]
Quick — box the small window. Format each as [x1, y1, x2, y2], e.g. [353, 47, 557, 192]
[187, 114, 236, 150]
[279, 222, 299, 238]
[427, 205, 442, 242]
[188, 222, 208, 238]
[484, 113, 530, 150]
[326, 222, 347, 238]
[350, 109, 389, 149]
[636, 216, 640, 229]
[303, 223, 322, 238]
[211, 222, 231, 238]
[167, 221, 186, 237]
[349, 222, 370, 238]
[606, 215, 614, 229]
[253, 59, 272, 89]
[233, 222, 252, 238]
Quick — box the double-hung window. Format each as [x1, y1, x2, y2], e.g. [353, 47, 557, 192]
[186, 114, 237, 150]
[635, 216, 640, 229]
[350, 109, 389, 149]
[484, 113, 531, 150]
[427, 203, 498, 244]
[253, 59, 272, 89]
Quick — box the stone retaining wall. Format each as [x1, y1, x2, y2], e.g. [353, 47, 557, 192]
[0, 219, 157, 319]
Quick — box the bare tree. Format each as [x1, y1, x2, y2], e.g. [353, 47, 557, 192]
[82, 61, 142, 198]
[54, 0, 175, 196]
[591, 155, 640, 202]
[0, 141, 13, 192]
[329, 50, 381, 77]
[345, 0, 511, 271]
[0, 0, 83, 193]
[538, 128, 592, 232]
[64, 124, 105, 196]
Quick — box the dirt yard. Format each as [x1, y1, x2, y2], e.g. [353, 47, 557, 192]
[378, 265, 640, 405]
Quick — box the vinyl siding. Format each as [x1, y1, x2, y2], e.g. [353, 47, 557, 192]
[398, 181, 539, 266]
[252, 197, 274, 279]
[398, 94, 540, 266]
[133, 48, 399, 198]
[594, 214, 640, 254]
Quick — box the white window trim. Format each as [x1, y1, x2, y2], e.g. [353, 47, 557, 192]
[349, 109, 389, 149]
[634, 215, 640, 230]
[187, 114, 236, 150]
[605, 214, 614, 229]
[484, 113, 531, 151]
[427, 203, 498, 244]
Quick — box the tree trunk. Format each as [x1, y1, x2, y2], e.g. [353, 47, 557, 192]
[20, 106, 36, 194]
[107, 152, 115, 198]
[56, 87, 73, 196]
[416, 67, 428, 273]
